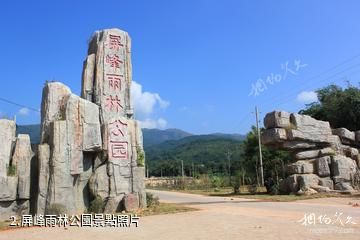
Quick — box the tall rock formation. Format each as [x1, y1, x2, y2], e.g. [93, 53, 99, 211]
[0, 120, 34, 221]
[262, 111, 360, 194]
[37, 28, 146, 215]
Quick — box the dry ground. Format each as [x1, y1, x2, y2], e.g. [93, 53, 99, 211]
[1, 190, 360, 240]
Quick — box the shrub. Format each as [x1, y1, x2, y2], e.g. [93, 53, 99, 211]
[269, 183, 280, 195]
[136, 146, 145, 167]
[6, 164, 16, 176]
[247, 184, 258, 194]
[146, 192, 159, 208]
[210, 176, 225, 189]
[46, 203, 67, 215]
[89, 196, 105, 213]
[231, 171, 242, 194]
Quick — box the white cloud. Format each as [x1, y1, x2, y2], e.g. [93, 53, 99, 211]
[131, 81, 169, 117]
[297, 91, 318, 103]
[139, 118, 168, 129]
[18, 107, 30, 116]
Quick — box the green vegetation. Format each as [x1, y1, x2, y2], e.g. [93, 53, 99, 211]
[138, 202, 198, 216]
[146, 192, 160, 208]
[88, 196, 105, 213]
[300, 83, 360, 130]
[133, 192, 197, 216]
[146, 126, 290, 191]
[6, 164, 16, 176]
[46, 203, 67, 215]
[241, 126, 291, 185]
[146, 137, 244, 177]
[136, 146, 145, 167]
[0, 221, 9, 230]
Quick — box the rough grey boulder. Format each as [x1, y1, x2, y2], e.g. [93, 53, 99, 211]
[40, 82, 71, 143]
[286, 161, 314, 174]
[297, 174, 320, 189]
[64, 94, 102, 175]
[36, 144, 50, 215]
[334, 182, 355, 191]
[319, 177, 334, 190]
[12, 134, 34, 199]
[73, 155, 93, 213]
[81, 53, 96, 101]
[0, 176, 18, 201]
[262, 110, 360, 195]
[133, 167, 146, 208]
[279, 175, 299, 193]
[295, 149, 320, 160]
[264, 111, 290, 129]
[261, 128, 287, 145]
[0, 119, 16, 177]
[123, 193, 139, 212]
[46, 121, 75, 214]
[0, 200, 29, 221]
[331, 155, 357, 183]
[342, 145, 359, 160]
[89, 164, 110, 200]
[289, 113, 332, 143]
[281, 141, 318, 150]
[332, 128, 355, 145]
[315, 156, 331, 177]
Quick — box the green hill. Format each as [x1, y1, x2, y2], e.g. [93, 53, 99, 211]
[145, 135, 244, 177]
[16, 124, 41, 144]
[142, 128, 192, 147]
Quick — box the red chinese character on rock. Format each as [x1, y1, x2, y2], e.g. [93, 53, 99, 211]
[110, 119, 127, 137]
[105, 95, 123, 112]
[106, 54, 123, 69]
[107, 74, 123, 91]
[109, 35, 123, 50]
[110, 141, 128, 159]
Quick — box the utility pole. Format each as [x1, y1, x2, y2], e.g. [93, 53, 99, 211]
[225, 149, 232, 185]
[192, 162, 195, 178]
[255, 106, 264, 186]
[181, 160, 184, 179]
[181, 160, 185, 189]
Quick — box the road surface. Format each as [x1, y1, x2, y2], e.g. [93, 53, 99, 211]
[1, 190, 360, 240]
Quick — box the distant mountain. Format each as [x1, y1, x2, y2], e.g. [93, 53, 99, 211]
[209, 133, 246, 141]
[142, 128, 192, 147]
[16, 124, 41, 144]
[145, 133, 245, 151]
[15, 124, 246, 149]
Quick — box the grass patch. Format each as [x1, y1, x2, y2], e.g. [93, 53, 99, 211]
[0, 220, 14, 231]
[214, 193, 338, 202]
[6, 164, 16, 176]
[133, 202, 198, 217]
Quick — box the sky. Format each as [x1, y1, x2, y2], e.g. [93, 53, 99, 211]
[1, 0, 360, 135]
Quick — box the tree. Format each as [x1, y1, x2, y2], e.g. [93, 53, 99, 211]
[241, 126, 291, 185]
[300, 84, 360, 130]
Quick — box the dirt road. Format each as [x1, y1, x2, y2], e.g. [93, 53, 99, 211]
[1, 190, 360, 240]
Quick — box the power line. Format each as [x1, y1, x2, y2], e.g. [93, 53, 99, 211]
[0, 97, 40, 112]
[260, 62, 360, 110]
[240, 53, 360, 134]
